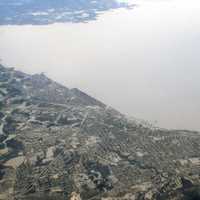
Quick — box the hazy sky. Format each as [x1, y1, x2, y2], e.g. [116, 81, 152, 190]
[0, 0, 200, 130]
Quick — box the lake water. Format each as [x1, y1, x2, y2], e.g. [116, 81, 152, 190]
[0, 0, 200, 130]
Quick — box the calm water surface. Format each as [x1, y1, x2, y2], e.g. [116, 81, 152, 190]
[0, 0, 200, 130]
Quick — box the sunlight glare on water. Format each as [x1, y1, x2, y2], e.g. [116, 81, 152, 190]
[0, 0, 200, 130]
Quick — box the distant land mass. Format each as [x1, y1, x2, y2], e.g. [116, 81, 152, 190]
[0, 0, 133, 25]
[0, 64, 200, 200]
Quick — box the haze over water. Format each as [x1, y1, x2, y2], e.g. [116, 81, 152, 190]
[0, 0, 200, 130]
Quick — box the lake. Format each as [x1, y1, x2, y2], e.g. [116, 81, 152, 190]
[0, 0, 200, 130]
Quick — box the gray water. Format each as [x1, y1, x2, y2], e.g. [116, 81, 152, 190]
[0, 0, 200, 130]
